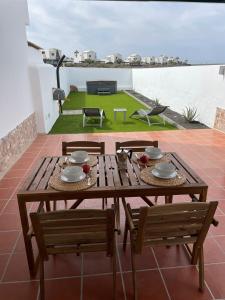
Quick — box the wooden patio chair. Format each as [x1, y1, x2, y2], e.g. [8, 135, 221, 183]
[59, 141, 106, 210]
[62, 140, 105, 156]
[30, 208, 116, 300]
[115, 140, 158, 153]
[122, 200, 218, 300]
[115, 140, 159, 208]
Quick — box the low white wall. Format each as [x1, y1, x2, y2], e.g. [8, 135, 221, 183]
[29, 64, 59, 133]
[28, 46, 43, 64]
[132, 66, 225, 127]
[62, 67, 132, 92]
[60, 68, 70, 96]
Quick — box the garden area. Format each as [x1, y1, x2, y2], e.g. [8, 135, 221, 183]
[50, 91, 177, 134]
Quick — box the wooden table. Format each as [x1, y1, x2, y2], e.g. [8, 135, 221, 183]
[17, 153, 208, 276]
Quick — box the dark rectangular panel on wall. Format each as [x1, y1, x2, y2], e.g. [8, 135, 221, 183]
[86, 81, 117, 94]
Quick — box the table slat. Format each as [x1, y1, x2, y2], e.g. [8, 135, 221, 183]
[20, 158, 45, 191]
[98, 156, 106, 187]
[38, 157, 59, 190]
[29, 157, 52, 191]
[126, 160, 138, 186]
[169, 153, 198, 184]
[130, 159, 146, 186]
[105, 155, 114, 187]
[172, 153, 205, 184]
[110, 156, 121, 187]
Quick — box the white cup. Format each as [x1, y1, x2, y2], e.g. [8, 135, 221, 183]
[145, 147, 162, 159]
[155, 162, 176, 177]
[62, 166, 83, 181]
[71, 150, 88, 163]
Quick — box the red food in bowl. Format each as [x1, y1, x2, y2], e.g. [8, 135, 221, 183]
[82, 164, 91, 174]
[139, 155, 149, 164]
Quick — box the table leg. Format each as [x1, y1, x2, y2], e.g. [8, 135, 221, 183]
[165, 195, 173, 204]
[17, 195, 35, 276]
[199, 188, 208, 202]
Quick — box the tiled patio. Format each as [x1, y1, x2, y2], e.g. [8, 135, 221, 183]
[0, 129, 225, 300]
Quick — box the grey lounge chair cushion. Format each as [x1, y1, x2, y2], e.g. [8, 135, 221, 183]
[83, 108, 101, 117]
[83, 108, 106, 119]
[130, 106, 168, 118]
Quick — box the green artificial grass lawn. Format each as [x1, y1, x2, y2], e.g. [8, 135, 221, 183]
[49, 91, 177, 134]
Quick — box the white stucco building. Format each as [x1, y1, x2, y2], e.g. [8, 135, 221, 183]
[83, 50, 97, 61]
[41, 48, 62, 60]
[167, 56, 180, 64]
[74, 50, 97, 63]
[104, 53, 123, 63]
[142, 56, 156, 64]
[126, 53, 142, 64]
[155, 55, 168, 64]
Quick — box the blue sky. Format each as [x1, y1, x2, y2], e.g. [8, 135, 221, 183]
[27, 0, 225, 64]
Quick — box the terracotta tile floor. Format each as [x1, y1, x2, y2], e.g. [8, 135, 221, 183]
[0, 129, 225, 300]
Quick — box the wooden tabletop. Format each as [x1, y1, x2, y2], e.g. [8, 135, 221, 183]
[17, 153, 207, 202]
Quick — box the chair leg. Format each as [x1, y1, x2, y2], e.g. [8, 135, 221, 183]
[45, 201, 51, 212]
[198, 246, 204, 292]
[39, 258, 45, 300]
[123, 219, 128, 251]
[130, 242, 137, 300]
[114, 198, 121, 234]
[102, 198, 107, 210]
[112, 241, 117, 300]
[192, 243, 199, 265]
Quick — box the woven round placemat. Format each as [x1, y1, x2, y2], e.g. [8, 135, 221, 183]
[59, 155, 98, 169]
[132, 153, 170, 167]
[140, 167, 186, 187]
[48, 171, 97, 191]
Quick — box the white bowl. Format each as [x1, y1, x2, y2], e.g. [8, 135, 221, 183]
[71, 151, 89, 163]
[154, 162, 176, 177]
[145, 147, 162, 159]
[62, 166, 84, 181]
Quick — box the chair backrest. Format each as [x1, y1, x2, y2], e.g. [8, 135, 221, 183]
[62, 141, 105, 155]
[30, 208, 115, 260]
[133, 202, 218, 254]
[83, 108, 101, 116]
[115, 140, 158, 152]
[148, 105, 168, 116]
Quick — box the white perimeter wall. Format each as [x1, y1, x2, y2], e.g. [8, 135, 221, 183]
[132, 66, 225, 128]
[29, 64, 59, 133]
[63, 67, 132, 91]
[0, 0, 34, 138]
[28, 46, 43, 64]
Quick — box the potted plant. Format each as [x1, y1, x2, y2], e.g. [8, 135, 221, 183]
[182, 106, 199, 123]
